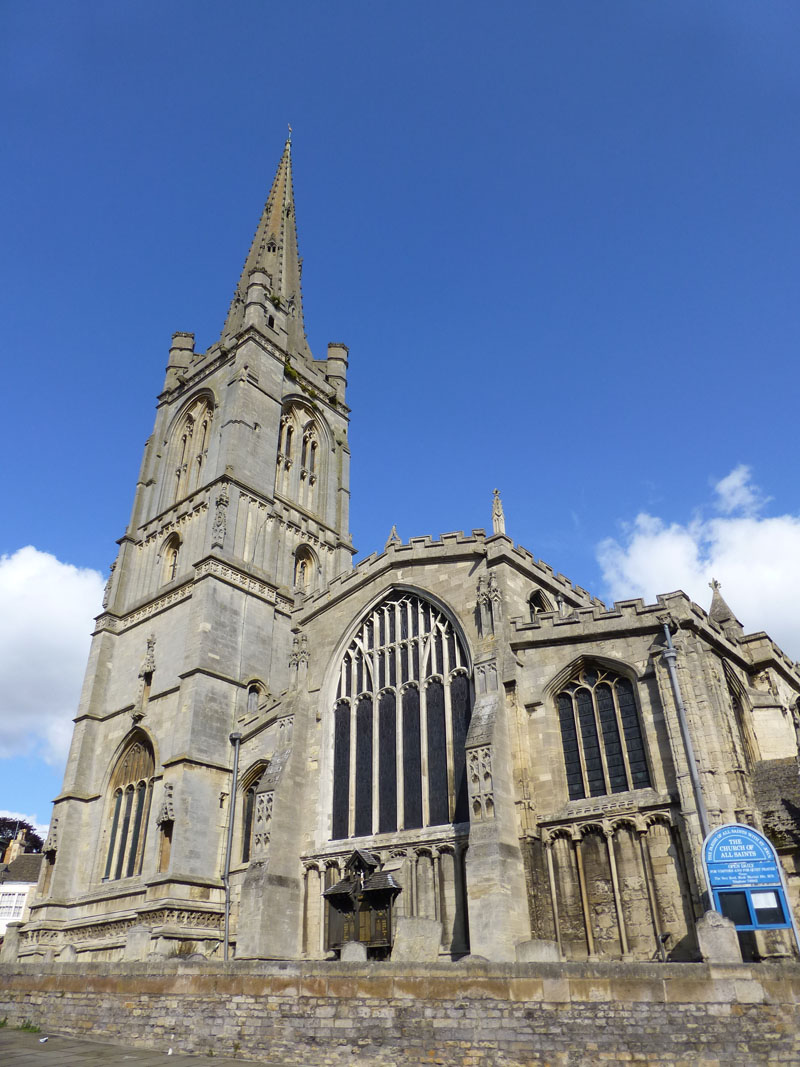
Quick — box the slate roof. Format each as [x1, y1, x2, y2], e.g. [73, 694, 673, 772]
[0, 852, 43, 884]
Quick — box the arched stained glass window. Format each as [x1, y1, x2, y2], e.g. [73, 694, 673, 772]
[102, 734, 155, 881]
[330, 591, 472, 840]
[556, 665, 651, 801]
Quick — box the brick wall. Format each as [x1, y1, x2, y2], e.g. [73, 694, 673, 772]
[1, 960, 799, 1065]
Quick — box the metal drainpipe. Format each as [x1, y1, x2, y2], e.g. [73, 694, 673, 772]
[223, 731, 243, 962]
[661, 622, 711, 840]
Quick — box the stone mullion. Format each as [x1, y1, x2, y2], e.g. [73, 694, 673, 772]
[571, 694, 591, 800]
[443, 639, 455, 820]
[590, 687, 613, 795]
[420, 681, 431, 827]
[371, 690, 380, 835]
[396, 685, 405, 830]
[347, 700, 356, 838]
[612, 682, 635, 790]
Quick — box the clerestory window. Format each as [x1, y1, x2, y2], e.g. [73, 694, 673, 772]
[556, 665, 650, 801]
[330, 591, 472, 840]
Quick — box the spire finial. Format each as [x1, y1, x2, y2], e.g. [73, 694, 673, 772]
[709, 577, 721, 593]
[287, 123, 292, 142]
[385, 524, 401, 550]
[492, 488, 505, 536]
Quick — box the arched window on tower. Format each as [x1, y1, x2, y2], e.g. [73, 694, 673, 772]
[161, 533, 181, 585]
[330, 591, 472, 841]
[170, 395, 214, 506]
[529, 589, 553, 621]
[294, 545, 316, 593]
[555, 664, 651, 802]
[102, 734, 155, 881]
[276, 404, 325, 515]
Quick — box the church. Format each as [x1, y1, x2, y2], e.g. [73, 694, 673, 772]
[14, 137, 800, 965]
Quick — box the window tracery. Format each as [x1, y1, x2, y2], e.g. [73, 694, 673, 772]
[330, 592, 472, 841]
[556, 665, 651, 801]
[170, 395, 214, 505]
[102, 734, 155, 881]
[276, 405, 323, 512]
[240, 762, 269, 863]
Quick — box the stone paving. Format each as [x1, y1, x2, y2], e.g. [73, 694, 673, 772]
[0, 1029, 287, 1067]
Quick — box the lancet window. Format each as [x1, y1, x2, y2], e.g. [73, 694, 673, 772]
[556, 665, 651, 801]
[294, 545, 316, 592]
[102, 734, 155, 881]
[276, 404, 322, 512]
[330, 592, 472, 841]
[170, 395, 214, 505]
[162, 533, 181, 584]
[240, 762, 268, 864]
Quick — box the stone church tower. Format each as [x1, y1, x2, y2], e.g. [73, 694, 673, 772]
[15, 139, 800, 966]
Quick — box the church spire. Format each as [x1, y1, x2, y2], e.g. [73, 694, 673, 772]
[221, 133, 310, 358]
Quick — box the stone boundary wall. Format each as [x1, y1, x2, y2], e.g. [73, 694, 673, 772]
[1, 960, 799, 1065]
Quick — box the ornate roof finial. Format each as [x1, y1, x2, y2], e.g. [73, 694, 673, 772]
[287, 123, 292, 141]
[491, 488, 505, 536]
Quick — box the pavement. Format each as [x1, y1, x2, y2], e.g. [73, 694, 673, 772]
[0, 1029, 292, 1066]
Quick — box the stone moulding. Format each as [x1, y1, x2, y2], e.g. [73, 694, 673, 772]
[18, 907, 224, 954]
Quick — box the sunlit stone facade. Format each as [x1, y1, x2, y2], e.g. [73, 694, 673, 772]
[13, 139, 800, 965]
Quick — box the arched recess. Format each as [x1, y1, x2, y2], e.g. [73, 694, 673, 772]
[722, 660, 759, 769]
[159, 532, 182, 585]
[529, 589, 553, 620]
[326, 587, 473, 842]
[100, 730, 156, 882]
[239, 761, 269, 863]
[548, 657, 652, 802]
[275, 399, 331, 515]
[159, 391, 216, 511]
[293, 543, 318, 593]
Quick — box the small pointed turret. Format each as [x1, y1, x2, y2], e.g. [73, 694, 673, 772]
[491, 488, 506, 536]
[708, 578, 744, 641]
[222, 133, 310, 359]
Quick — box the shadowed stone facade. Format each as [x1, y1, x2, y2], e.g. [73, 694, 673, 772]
[13, 138, 800, 966]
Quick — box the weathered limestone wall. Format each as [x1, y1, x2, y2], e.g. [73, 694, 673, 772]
[1, 960, 798, 1066]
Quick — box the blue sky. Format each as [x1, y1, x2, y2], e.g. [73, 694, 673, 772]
[2, 2, 800, 832]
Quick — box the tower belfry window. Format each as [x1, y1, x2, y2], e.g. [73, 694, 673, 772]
[169, 395, 214, 506]
[330, 592, 472, 841]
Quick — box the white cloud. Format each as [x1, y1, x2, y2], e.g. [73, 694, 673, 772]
[0, 547, 104, 765]
[597, 470, 800, 660]
[713, 464, 769, 516]
[0, 809, 50, 840]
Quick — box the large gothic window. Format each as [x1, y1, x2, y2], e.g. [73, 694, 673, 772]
[102, 734, 155, 881]
[330, 592, 472, 840]
[556, 665, 651, 801]
[277, 404, 322, 513]
[170, 394, 214, 505]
